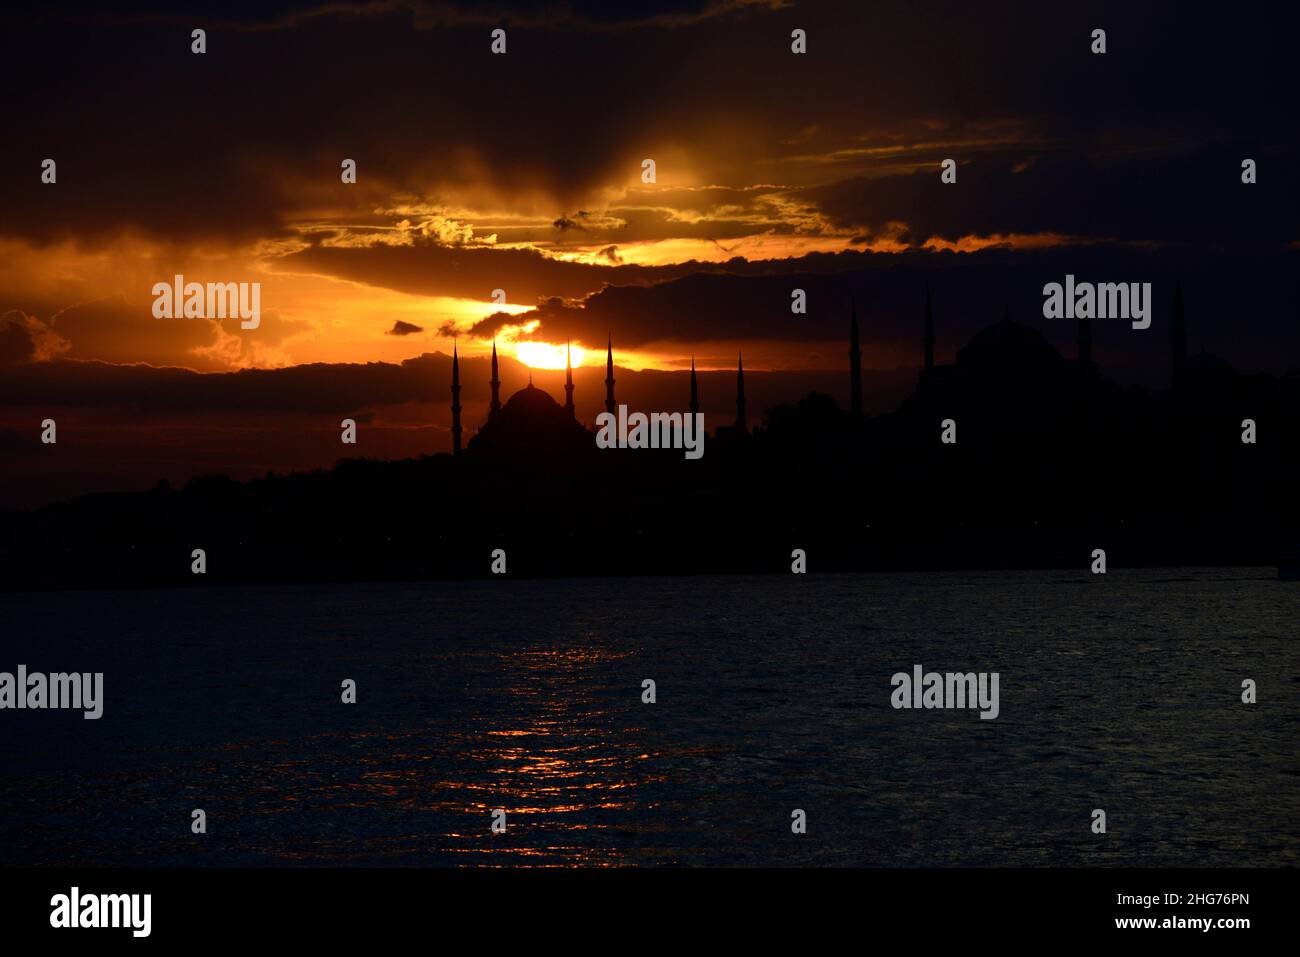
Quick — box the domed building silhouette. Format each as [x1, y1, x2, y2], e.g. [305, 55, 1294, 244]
[955, 317, 1063, 371]
[467, 379, 592, 457]
[913, 296, 1103, 405]
[460, 342, 592, 460]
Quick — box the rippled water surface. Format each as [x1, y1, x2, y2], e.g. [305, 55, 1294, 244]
[2, 569, 1297, 866]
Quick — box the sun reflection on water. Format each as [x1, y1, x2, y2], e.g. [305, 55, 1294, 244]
[261, 641, 674, 866]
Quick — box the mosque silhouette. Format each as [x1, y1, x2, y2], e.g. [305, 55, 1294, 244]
[2, 283, 1296, 589]
[443, 281, 1249, 456]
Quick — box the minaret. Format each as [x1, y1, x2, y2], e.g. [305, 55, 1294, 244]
[450, 341, 462, 455]
[735, 350, 747, 433]
[923, 288, 935, 373]
[849, 300, 863, 417]
[1171, 281, 1187, 388]
[1078, 315, 1093, 366]
[604, 336, 616, 415]
[489, 339, 501, 420]
[689, 357, 699, 415]
[564, 340, 575, 419]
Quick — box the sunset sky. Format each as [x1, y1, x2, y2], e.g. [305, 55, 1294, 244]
[1, 0, 1297, 505]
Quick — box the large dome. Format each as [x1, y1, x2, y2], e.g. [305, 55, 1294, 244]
[465, 382, 593, 459]
[956, 319, 1061, 370]
[1185, 350, 1234, 377]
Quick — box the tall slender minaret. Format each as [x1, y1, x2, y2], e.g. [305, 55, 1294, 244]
[689, 357, 699, 415]
[450, 341, 462, 455]
[849, 300, 863, 417]
[1171, 281, 1187, 388]
[564, 340, 576, 418]
[1078, 315, 1093, 366]
[604, 336, 616, 415]
[923, 288, 935, 373]
[735, 350, 747, 433]
[489, 339, 501, 420]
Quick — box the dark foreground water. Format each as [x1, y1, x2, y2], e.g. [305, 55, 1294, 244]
[1, 570, 1297, 866]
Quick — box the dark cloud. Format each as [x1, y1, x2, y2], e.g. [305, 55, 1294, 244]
[48, 297, 220, 369]
[0, 428, 39, 455]
[0, 355, 444, 414]
[464, 244, 1300, 381]
[0, 310, 70, 364]
[800, 145, 1299, 248]
[3, 1, 1293, 249]
[0, 312, 43, 363]
[387, 319, 424, 335]
[38, 1, 782, 30]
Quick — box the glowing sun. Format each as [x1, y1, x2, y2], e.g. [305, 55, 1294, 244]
[515, 341, 586, 370]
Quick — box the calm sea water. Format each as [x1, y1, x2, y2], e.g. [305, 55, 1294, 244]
[1, 570, 1297, 867]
